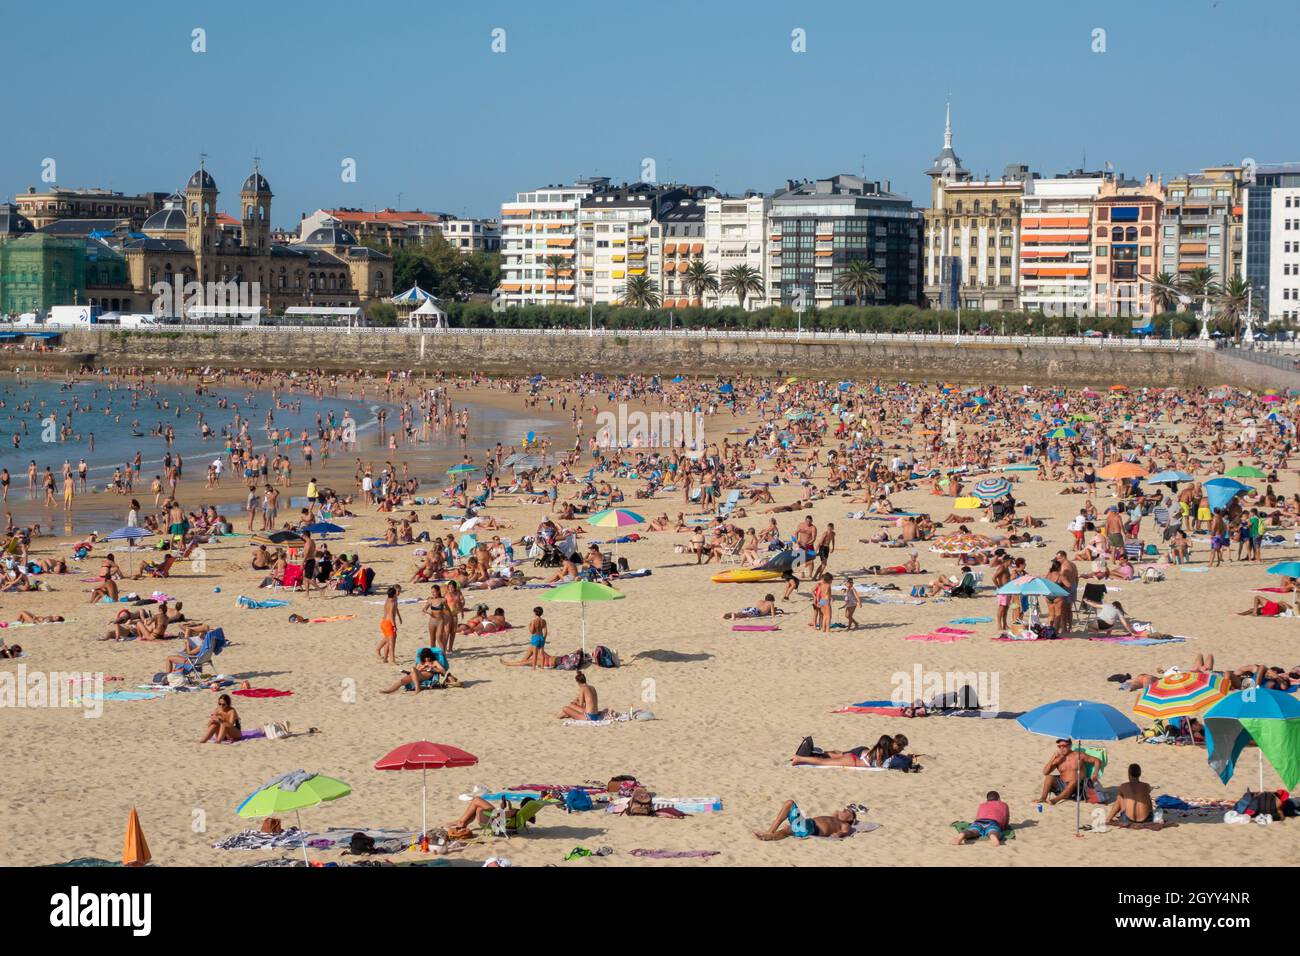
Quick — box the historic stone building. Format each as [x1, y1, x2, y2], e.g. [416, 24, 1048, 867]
[119, 163, 391, 317]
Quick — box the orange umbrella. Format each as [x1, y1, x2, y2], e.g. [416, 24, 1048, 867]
[123, 807, 151, 866]
[1098, 461, 1147, 480]
[1109, 384, 1129, 392]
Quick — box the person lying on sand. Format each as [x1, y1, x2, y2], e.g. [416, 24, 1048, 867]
[1039, 738, 1102, 805]
[1239, 596, 1292, 617]
[951, 791, 1011, 846]
[753, 798, 857, 840]
[723, 594, 780, 619]
[861, 554, 923, 575]
[792, 733, 907, 768]
[15, 611, 64, 623]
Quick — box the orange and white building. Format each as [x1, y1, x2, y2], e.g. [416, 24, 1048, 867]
[1018, 174, 1104, 317]
[497, 178, 604, 307]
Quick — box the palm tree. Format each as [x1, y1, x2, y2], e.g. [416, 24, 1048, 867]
[620, 274, 661, 309]
[543, 254, 568, 306]
[1217, 275, 1253, 341]
[680, 261, 719, 303]
[835, 259, 882, 306]
[1178, 267, 1220, 308]
[1148, 271, 1181, 315]
[720, 264, 765, 311]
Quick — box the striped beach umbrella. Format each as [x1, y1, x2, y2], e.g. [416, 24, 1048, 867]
[1132, 671, 1229, 722]
[929, 532, 996, 556]
[970, 477, 1013, 500]
[1048, 426, 1079, 439]
[586, 508, 644, 529]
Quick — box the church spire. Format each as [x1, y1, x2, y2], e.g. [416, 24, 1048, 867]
[944, 101, 953, 150]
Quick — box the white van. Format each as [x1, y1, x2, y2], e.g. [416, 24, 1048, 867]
[117, 314, 160, 329]
[47, 305, 102, 326]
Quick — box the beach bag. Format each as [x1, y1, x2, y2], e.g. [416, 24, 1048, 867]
[348, 832, 376, 855]
[260, 817, 283, 835]
[554, 649, 585, 671]
[592, 645, 619, 668]
[263, 721, 291, 740]
[564, 789, 594, 813]
[626, 788, 656, 817]
[607, 775, 638, 795]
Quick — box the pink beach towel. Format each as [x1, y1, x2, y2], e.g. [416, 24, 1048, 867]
[904, 632, 966, 643]
[832, 705, 907, 716]
[732, 624, 781, 631]
[232, 688, 293, 698]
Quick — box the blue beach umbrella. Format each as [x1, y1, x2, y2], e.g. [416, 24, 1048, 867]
[971, 477, 1013, 500]
[1266, 561, 1300, 579]
[302, 522, 344, 536]
[1148, 470, 1193, 487]
[1018, 699, 1141, 835]
[1205, 689, 1300, 791]
[996, 575, 1068, 598]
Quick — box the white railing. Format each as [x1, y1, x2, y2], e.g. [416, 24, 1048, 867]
[59, 324, 1219, 349]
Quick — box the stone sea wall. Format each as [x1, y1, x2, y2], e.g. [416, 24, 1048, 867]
[24, 327, 1300, 391]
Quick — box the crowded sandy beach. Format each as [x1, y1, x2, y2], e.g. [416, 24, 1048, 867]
[1, 366, 1299, 868]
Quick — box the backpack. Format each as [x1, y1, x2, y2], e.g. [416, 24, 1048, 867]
[592, 645, 618, 668]
[626, 788, 656, 816]
[564, 789, 594, 812]
[554, 649, 585, 671]
[348, 832, 376, 855]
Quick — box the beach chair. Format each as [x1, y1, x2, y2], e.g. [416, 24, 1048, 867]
[173, 627, 227, 682]
[717, 489, 741, 517]
[1078, 583, 1107, 628]
[407, 646, 448, 690]
[1123, 539, 1144, 563]
[478, 798, 546, 838]
[139, 554, 176, 578]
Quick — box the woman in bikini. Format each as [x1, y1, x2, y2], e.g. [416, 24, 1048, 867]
[200, 694, 242, 743]
[424, 584, 447, 653]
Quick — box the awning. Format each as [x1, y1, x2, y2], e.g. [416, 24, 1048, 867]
[498, 283, 522, 292]
[664, 243, 677, 254]
[546, 237, 575, 247]
[503, 208, 532, 216]
[690, 243, 703, 254]
[1179, 243, 1207, 254]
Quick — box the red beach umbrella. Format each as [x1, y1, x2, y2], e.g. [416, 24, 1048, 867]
[375, 742, 478, 839]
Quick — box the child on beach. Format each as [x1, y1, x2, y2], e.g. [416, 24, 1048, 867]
[376, 585, 401, 664]
[842, 576, 861, 629]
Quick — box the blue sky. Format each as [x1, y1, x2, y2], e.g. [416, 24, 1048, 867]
[3, 0, 1296, 228]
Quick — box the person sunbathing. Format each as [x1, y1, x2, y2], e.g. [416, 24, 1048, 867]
[723, 594, 780, 619]
[554, 671, 600, 720]
[1105, 764, 1154, 825]
[1038, 738, 1102, 805]
[447, 795, 522, 833]
[15, 611, 64, 623]
[380, 648, 448, 694]
[753, 798, 857, 840]
[951, 790, 1011, 846]
[199, 694, 242, 743]
[864, 554, 922, 575]
[791, 734, 906, 768]
[545, 557, 579, 585]
[1239, 596, 1292, 617]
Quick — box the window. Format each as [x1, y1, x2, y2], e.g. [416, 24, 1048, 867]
[1139, 246, 1152, 257]
[1096, 246, 1107, 257]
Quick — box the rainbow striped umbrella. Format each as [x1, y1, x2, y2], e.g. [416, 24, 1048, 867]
[929, 532, 996, 556]
[1132, 671, 1229, 721]
[586, 508, 644, 529]
[970, 477, 1013, 500]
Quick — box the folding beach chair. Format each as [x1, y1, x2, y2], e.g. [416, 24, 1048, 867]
[173, 627, 227, 683]
[1078, 583, 1107, 628]
[1123, 539, 1144, 563]
[717, 490, 741, 517]
[478, 798, 546, 838]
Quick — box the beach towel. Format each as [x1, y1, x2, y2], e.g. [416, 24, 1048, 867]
[936, 627, 974, 634]
[905, 632, 966, 643]
[212, 727, 267, 743]
[793, 764, 890, 771]
[732, 624, 780, 631]
[951, 821, 1016, 841]
[302, 615, 355, 624]
[629, 849, 721, 859]
[949, 616, 992, 624]
[77, 691, 161, 702]
[232, 688, 293, 698]
[238, 596, 289, 609]
[563, 711, 632, 726]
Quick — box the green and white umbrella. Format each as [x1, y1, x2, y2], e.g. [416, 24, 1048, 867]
[541, 580, 624, 655]
[237, 772, 351, 864]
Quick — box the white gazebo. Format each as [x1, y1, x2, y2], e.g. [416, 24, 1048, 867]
[409, 296, 447, 329]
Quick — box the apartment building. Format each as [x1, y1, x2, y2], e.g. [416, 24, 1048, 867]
[1243, 163, 1300, 322]
[702, 193, 770, 309]
[921, 107, 1033, 310]
[437, 218, 500, 253]
[298, 208, 445, 248]
[1018, 173, 1106, 317]
[15, 186, 167, 231]
[768, 174, 921, 308]
[496, 178, 605, 307]
[1160, 166, 1244, 287]
[657, 193, 708, 309]
[1091, 176, 1164, 318]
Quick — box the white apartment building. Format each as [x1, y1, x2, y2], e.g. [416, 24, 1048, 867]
[1243, 164, 1300, 323]
[702, 194, 769, 309]
[438, 218, 500, 253]
[1266, 186, 1300, 322]
[1018, 175, 1104, 317]
[496, 178, 605, 308]
[578, 185, 657, 306]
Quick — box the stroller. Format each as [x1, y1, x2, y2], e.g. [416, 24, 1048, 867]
[534, 543, 566, 568]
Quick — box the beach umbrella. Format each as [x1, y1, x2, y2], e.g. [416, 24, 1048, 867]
[302, 521, 344, 536]
[1018, 700, 1141, 835]
[253, 530, 304, 546]
[122, 807, 151, 867]
[970, 477, 1013, 500]
[1070, 413, 1095, 422]
[1109, 384, 1130, 392]
[541, 579, 624, 655]
[1260, 395, 1283, 404]
[1048, 426, 1079, 439]
[996, 575, 1068, 598]
[447, 464, 479, 475]
[587, 508, 644, 560]
[237, 772, 352, 864]
[104, 526, 153, 573]
[1204, 477, 1252, 512]
[1148, 470, 1193, 487]
[1225, 465, 1267, 479]
[375, 742, 478, 840]
[929, 532, 996, 556]
[1098, 461, 1146, 480]
[1266, 561, 1300, 579]
[1132, 671, 1229, 722]
[1205, 689, 1300, 791]
[457, 534, 478, 557]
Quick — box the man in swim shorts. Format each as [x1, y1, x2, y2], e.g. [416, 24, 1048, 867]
[754, 799, 857, 840]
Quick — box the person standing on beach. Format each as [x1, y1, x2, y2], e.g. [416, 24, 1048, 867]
[301, 530, 317, 597]
[795, 514, 817, 579]
[377, 585, 401, 664]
